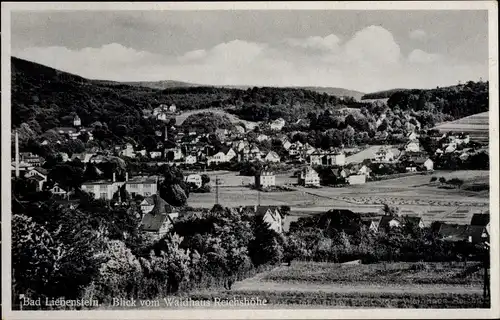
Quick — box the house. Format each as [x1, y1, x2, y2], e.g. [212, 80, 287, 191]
[125, 176, 158, 198]
[322, 151, 346, 166]
[405, 165, 418, 172]
[438, 223, 488, 244]
[73, 115, 81, 127]
[435, 148, 444, 156]
[402, 216, 425, 229]
[242, 206, 284, 234]
[405, 140, 420, 152]
[165, 147, 184, 161]
[150, 151, 163, 159]
[27, 174, 46, 192]
[361, 217, 380, 232]
[185, 154, 197, 164]
[270, 118, 286, 131]
[185, 174, 203, 188]
[120, 143, 135, 158]
[340, 168, 350, 178]
[59, 152, 70, 162]
[282, 140, 292, 150]
[24, 167, 48, 181]
[264, 151, 281, 163]
[298, 167, 320, 187]
[257, 134, 270, 142]
[50, 183, 69, 197]
[348, 174, 366, 185]
[255, 171, 276, 189]
[374, 131, 389, 141]
[378, 216, 401, 230]
[135, 149, 147, 157]
[310, 151, 323, 166]
[55, 127, 80, 139]
[357, 165, 371, 176]
[418, 158, 434, 171]
[445, 143, 457, 153]
[81, 177, 124, 200]
[139, 195, 178, 237]
[19, 152, 45, 167]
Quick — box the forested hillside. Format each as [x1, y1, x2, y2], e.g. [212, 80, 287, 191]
[12, 57, 489, 150]
[362, 82, 489, 119]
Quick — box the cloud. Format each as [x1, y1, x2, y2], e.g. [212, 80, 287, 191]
[408, 49, 442, 64]
[409, 29, 427, 40]
[12, 26, 487, 92]
[285, 34, 341, 52]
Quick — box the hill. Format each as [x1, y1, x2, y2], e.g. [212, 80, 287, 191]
[361, 89, 407, 100]
[108, 81, 365, 100]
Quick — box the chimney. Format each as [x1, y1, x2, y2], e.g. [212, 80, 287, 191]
[164, 126, 168, 142]
[15, 130, 20, 178]
[112, 172, 116, 182]
[125, 172, 129, 181]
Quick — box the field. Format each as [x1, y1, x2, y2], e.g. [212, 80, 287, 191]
[345, 145, 402, 164]
[187, 170, 490, 227]
[433, 112, 489, 143]
[141, 262, 487, 309]
[175, 108, 259, 129]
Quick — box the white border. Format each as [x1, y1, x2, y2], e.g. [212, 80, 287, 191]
[2, 1, 499, 319]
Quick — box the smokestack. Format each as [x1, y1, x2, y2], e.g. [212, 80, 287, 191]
[15, 130, 20, 178]
[112, 172, 116, 182]
[125, 172, 129, 182]
[164, 126, 168, 142]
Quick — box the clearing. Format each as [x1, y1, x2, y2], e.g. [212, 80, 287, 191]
[176, 108, 259, 130]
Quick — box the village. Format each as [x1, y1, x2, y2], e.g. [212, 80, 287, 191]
[12, 106, 489, 248]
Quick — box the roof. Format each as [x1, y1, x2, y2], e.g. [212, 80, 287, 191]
[126, 176, 157, 184]
[28, 175, 45, 182]
[470, 213, 489, 226]
[148, 194, 175, 215]
[438, 224, 469, 242]
[33, 167, 48, 175]
[378, 216, 401, 229]
[254, 205, 279, 217]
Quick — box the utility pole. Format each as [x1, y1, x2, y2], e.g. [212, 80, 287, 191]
[215, 176, 220, 205]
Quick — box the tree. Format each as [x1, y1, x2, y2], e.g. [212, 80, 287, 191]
[382, 203, 399, 217]
[248, 217, 284, 266]
[201, 174, 210, 186]
[439, 177, 447, 184]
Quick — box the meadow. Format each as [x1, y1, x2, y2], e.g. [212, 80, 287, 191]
[187, 170, 490, 226]
[433, 111, 489, 143]
[183, 261, 487, 308]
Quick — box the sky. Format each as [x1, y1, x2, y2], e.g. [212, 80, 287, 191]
[11, 10, 489, 93]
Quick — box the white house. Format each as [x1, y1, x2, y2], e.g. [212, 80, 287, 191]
[257, 134, 270, 142]
[243, 206, 284, 234]
[185, 154, 197, 164]
[445, 143, 457, 153]
[185, 174, 203, 188]
[322, 152, 346, 166]
[282, 140, 292, 150]
[264, 151, 281, 163]
[357, 165, 371, 176]
[298, 167, 320, 187]
[150, 151, 163, 159]
[405, 140, 420, 153]
[348, 174, 366, 185]
[125, 176, 158, 198]
[309, 151, 323, 166]
[165, 147, 184, 161]
[270, 118, 286, 131]
[255, 171, 276, 189]
[82, 179, 124, 200]
[120, 143, 135, 158]
[50, 183, 69, 197]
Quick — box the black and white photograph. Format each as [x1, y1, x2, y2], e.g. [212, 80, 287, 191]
[1, 2, 499, 319]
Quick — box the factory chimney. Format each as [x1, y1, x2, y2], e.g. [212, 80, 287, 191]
[15, 130, 20, 178]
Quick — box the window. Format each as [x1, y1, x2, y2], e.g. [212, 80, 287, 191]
[100, 192, 107, 199]
[128, 184, 138, 189]
[143, 184, 151, 189]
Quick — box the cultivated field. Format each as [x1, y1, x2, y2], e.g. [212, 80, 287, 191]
[433, 112, 489, 143]
[182, 262, 487, 308]
[176, 108, 259, 129]
[187, 170, 490, 227]
[345, 145, 402, 164]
